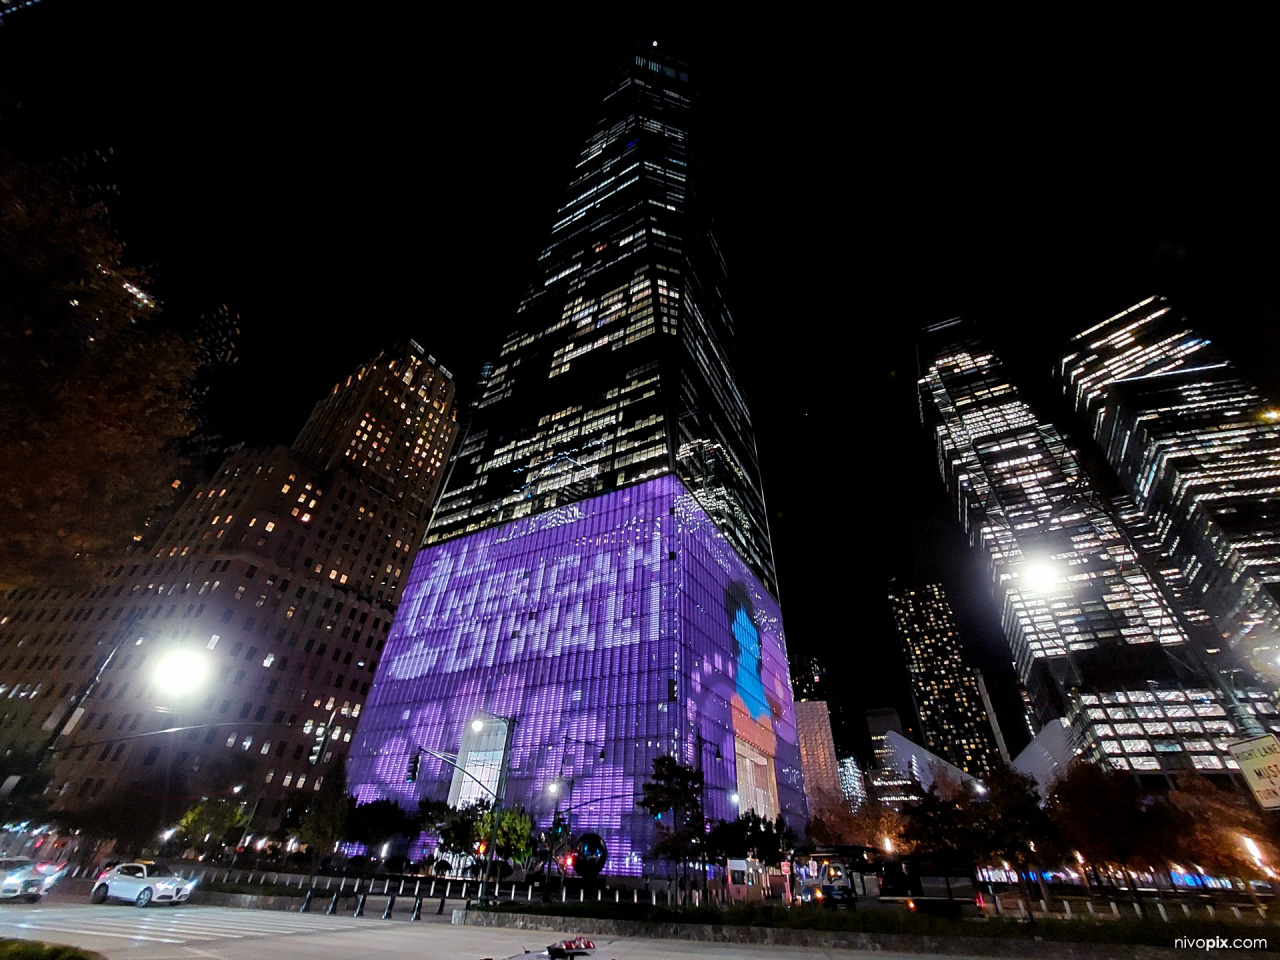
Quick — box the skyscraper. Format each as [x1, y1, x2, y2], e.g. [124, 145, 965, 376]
[1057, 296, 1280, 684]
[794, 700, 842, 812]
[888, 581, 1000, 776]
[345, 44, 804, 873]
[0, 342, 457, 827]
[865, 708, 919, 808]
[918, 320, 1280, 784]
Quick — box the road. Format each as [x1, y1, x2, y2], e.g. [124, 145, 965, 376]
[0, 901, 1021, 960]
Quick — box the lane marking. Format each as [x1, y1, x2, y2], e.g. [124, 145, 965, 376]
[10, 921, 185, 944]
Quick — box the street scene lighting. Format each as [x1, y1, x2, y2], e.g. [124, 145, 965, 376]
[153, 648, 207, 696]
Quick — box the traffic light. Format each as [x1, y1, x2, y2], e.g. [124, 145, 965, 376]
[406, 754, 420, 783]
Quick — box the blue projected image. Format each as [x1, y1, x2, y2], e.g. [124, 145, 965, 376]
[728, 581, 768, 722]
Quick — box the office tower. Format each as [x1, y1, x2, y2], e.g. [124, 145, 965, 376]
[345, 45, 804, 873]
[918, 320, 1280, 784]
[0, 342, 457, 828]
[888, 581, 1000, 776]
[1057, 296, 1280, 684]
[865, 708, 920, 807]
[794, 700, 842, 811]
[837, 756, 867, 810]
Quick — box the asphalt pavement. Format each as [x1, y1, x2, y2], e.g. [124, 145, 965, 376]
[0, 900, 1030, 960]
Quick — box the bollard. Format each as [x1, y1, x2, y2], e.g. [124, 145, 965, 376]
[1087, 901, 1096, 916]
[437, 895, 446, 915]
[353, 892, 367, 917]
[562, 886, 567, 903]
[1110, 900, 1120, 918]
[651, 890, 656, 906]
[1182, 903, 1191, 918]
[527, 884, 533, 902]
[411, 896, 422, 921]
[1206, 904, 1215, 919]
[1232, 906, 1242, 920]
[1017, 900, 1028, 920]
[325, 891, 340, 915]
[1157, 903, 1169, 922]
[1063, 900, 1071, 919]
[300, 888, 313, 913]
[633, 890, 638, 904]
[382, 894, 396, 919]
[615, 889, 619, 903]
[580, 888, 584, 903]
[1133, 902, 1142, 918]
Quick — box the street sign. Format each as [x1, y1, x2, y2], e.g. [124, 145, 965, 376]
[1229, 734, 1280, 810]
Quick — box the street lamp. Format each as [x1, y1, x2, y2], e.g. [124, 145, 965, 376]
[154, 649, 208, 696]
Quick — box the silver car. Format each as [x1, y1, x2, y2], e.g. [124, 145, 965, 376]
[90, 861, 196, 907]
[0, 857, 63, 902]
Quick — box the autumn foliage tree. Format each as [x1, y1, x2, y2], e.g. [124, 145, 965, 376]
[0, 149, 202, 589]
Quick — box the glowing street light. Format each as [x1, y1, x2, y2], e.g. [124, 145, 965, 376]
[1245, 836, 1264, 864]
[154, 648, 207, 695]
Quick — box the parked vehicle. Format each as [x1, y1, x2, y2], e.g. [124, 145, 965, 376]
[798, 859, 854, 908]
[90, 861, 197, 907]
[0, 857, 65, 903]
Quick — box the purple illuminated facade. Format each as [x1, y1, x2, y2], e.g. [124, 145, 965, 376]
[346, 475, 803, 873]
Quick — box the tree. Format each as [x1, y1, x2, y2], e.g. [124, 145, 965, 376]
[636, 756, 705, 899]
[708, 811, 796, 867]
[178, 797, 249, 857]
[56, 798, 168, 859]
[0, 749, 51, 825]
[433, 798, 489, 868]
[1167, 773, 1280, 905]
[907, 764, 1055, 905]
[297, 761, 351, 865]
[820, 796, 911, 853]
[478, 804, 534, 864]
[345, 798, 417, 856]
[0, 149, 203, 589]
[1047, 761, 1181, 893]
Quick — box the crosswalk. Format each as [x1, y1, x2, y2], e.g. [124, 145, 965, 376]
[0, 904, 367, 945]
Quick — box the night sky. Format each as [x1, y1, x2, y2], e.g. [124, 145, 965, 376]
[4, 4, 1278, 761]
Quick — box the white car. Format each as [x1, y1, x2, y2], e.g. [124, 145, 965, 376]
[0, 858, 65, 903]
[90, 861, 196, 907]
